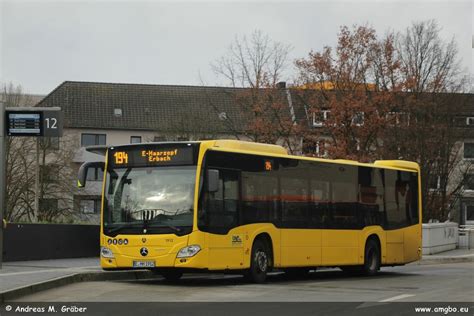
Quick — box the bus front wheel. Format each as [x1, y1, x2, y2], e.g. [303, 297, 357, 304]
[245, 239, 271, 283]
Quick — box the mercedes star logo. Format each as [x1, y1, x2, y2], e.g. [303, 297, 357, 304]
[140, 247, 148, 257]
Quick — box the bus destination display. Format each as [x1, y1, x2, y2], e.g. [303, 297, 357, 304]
[7, 112, 42, 136]
[110, 146, 194, 167]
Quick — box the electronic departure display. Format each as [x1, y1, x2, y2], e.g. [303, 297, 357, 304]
[109, 145, 197, 168]
[7, 112, 42, 136]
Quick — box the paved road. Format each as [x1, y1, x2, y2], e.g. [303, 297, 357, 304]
[11, 262, 474, 302]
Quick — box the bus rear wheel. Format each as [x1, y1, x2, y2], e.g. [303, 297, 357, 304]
[340, 239, 380, 276]
[363, 239, 380, 276]
[244, 239, 271, 283]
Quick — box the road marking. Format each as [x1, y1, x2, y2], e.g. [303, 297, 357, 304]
[379, 294, 415, 302]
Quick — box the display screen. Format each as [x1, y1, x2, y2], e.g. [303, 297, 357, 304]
[108, 145, 197, 168]
[6, 112, 42, 136]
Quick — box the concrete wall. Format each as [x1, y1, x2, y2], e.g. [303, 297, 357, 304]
[422, 222, 458, 255]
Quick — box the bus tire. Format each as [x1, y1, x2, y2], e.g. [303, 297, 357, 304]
[245, 239, 271, 283]
[363, 238, 380, 276]
[160, 269, 183, 282]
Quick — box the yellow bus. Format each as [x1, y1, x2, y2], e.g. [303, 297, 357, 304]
[78, 140, 422, 283]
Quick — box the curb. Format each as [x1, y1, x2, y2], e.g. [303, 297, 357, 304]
[0, 270, 154, 303]
[418, 256, 474, 265]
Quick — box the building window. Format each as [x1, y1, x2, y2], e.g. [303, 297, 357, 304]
[464, 143, 474, 159]
[114, 108, 122, 117]
[352, 112, 365, 126]
[130, 136, 142, 144]
[467, 117, 474, 126]
[87, 167, 104, 181]
[81, 133, 106, 147]
[75, 196, 101, 214]
[312, 110, 330, 127]
[464, 174, 474, 191]
[303, 139, 328, 157]
[315, 141, 328, 157]
[429, 175, 440, 190]
[466, 205, 474, 221]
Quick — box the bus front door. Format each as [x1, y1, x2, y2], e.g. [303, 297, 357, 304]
[206, 169, 244, 270]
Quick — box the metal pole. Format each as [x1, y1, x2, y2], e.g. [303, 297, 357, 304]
[0, 101, 6, 268]
[35, 137, 40, 220]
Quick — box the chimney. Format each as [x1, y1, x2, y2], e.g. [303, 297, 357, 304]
[277, 81, 286, 89]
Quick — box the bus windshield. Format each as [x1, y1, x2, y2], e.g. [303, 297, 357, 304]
[103, 166, 196, 236]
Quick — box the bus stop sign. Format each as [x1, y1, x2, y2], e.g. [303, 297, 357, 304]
[5, 107, 63, 137]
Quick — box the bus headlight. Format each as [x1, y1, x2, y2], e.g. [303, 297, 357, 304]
[100, 246, 114, 258]
[177, 245, 201, 258]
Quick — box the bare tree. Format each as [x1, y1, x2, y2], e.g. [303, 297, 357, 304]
[392, 20, 472, 221]
[2, 83, 37, 221]
[398, 20, 463, 93]
[210, 31, 303, 153]
[211, 30, 292, 88]
[36, 134, 81, 222]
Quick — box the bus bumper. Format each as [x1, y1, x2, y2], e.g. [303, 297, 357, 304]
[100, 247, 208, 270]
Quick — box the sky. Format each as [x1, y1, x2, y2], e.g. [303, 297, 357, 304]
[0, 0, 472, 95]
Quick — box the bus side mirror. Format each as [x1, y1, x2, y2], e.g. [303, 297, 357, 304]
[206, 169, 220, 193]
[78, 161, 105, 188]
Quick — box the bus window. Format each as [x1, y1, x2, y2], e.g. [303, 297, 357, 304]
[408, 173, 419, 224]
[358, 167, 385, 227]
[385, 170, 413, 229]
[309, 179, 329, 227]
[280, 175, 309, 228]
[331, 165, 358, 229]
[242, 173, 278, 224]
[277, 159, 310, 228]
[308, 161, 332, 228]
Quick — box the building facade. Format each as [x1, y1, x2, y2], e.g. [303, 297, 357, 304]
[35, 81, 474, 225]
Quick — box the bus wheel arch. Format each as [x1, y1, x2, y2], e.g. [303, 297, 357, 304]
[245, 233, 274, 283]
[254, 233, 274, 269]
[364, 234, 381, 275]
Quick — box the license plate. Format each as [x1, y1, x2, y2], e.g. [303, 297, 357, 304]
[133, 260, 155, 268]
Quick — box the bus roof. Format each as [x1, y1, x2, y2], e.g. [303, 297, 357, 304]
[85, 140, 419, 173]
[204, 140, 420, 173]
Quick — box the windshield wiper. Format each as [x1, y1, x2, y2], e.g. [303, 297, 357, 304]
[106, 224, 134, 234]
[147, 223, 182, 233]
